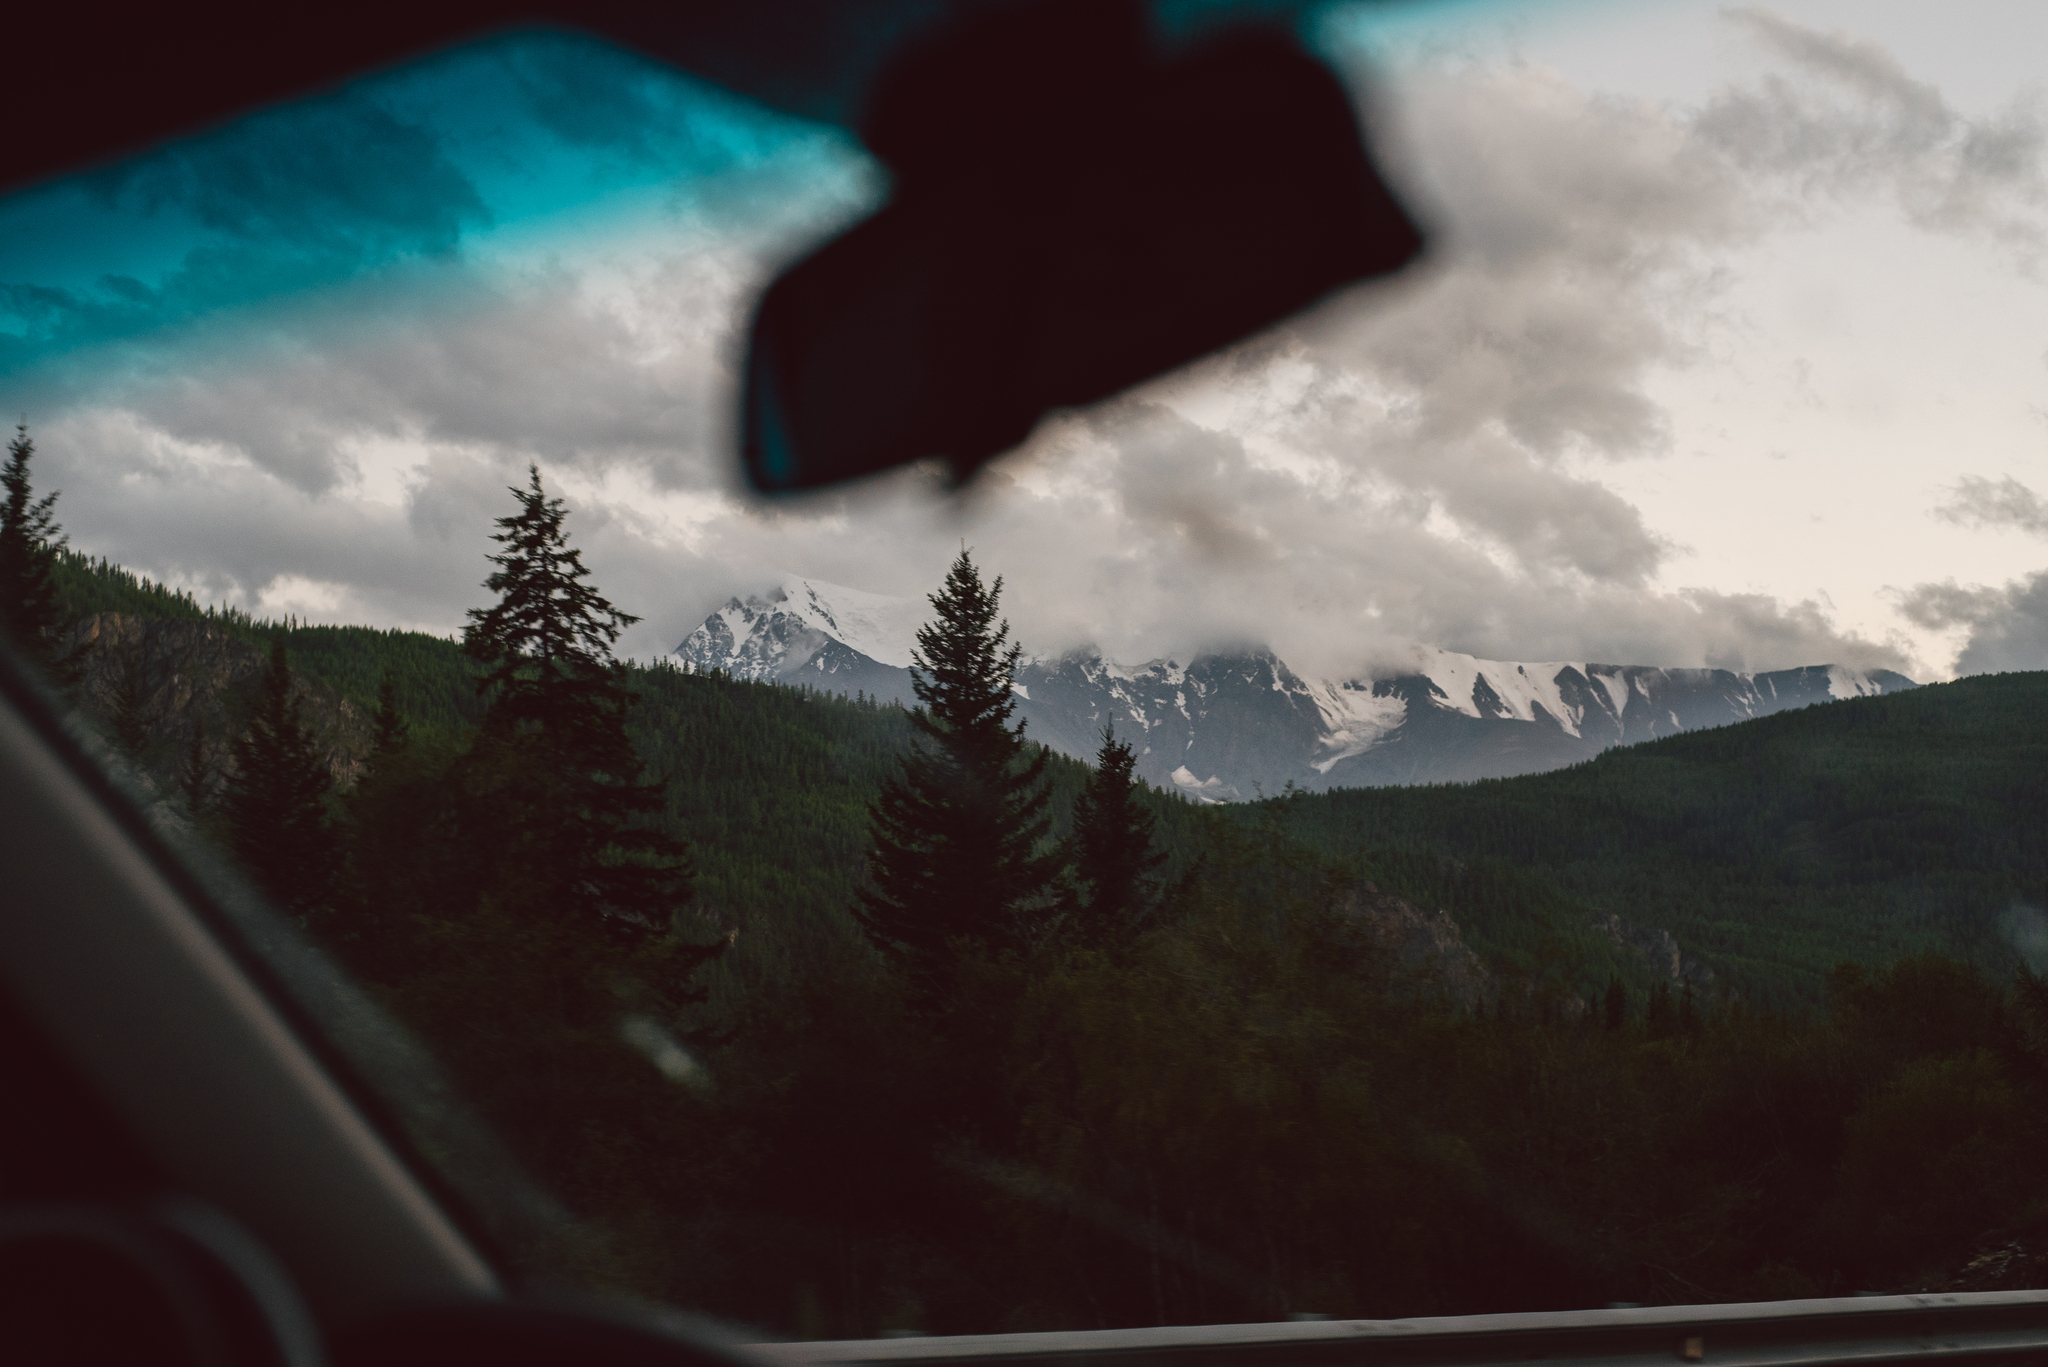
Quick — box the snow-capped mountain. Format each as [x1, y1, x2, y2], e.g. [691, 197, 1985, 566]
[680, 576, 926, 704]
[675, 578, 1918, 799]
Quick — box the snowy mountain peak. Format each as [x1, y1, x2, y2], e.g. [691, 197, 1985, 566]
[1393, 653, 1908, 743]
[1407, 649, 1591, 736]
[1825, 664, 1889, 700]
[678, 575, 925, 677]
[765, 576, 925, 669]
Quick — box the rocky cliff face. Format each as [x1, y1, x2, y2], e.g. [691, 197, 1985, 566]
[1331, 881, 1491, 1011]
[62, 614, 375, 802]
[1329, 887, 1715, 1014]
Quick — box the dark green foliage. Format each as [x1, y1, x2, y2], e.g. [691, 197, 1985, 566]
[220, 639, 339, 919]
[108, 656, 154, 762]
[1063, 725, 1167, 947]
[1645, 981, 1676, 1038]
[50, 548, 486, 741]
[857, 551, 1056, 989]
[42, 542, 2048, 1327]
[1269, 672, 2048, 1010]
[50, 550, 216, 625]
[290, 478, 728, 1287]
[0, 424, 81, 686]
[626, 670, 928, 994]
[1828, 954, 2003, 1067]
[372, 672, 408, 753]
[466, 465, 638, 724]
[292, 653, 2048, 1323]
[2015, 966, 2048, 1078]
[179, 717, 213, 814]
[462, 465, 699, 946]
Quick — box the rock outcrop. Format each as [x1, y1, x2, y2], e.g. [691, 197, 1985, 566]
[62, 613, 375, 801]
[1332, 881, 1491, 1011]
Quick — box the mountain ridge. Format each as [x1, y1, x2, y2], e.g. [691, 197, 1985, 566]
[676, 576, 1917, 796]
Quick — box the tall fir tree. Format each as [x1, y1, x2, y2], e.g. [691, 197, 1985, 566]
[371, 671, 409, 754]
[179, 717, 214, 815]
[1645, 979, 1677, 1040]
[0, 423, 81, 686]
[221, 639, 339, 919]
[108, 655, 155, 763]
[1063, 724, 1166, 948]
[857, 550, 1056, 993]
[461, 465, 713, 992]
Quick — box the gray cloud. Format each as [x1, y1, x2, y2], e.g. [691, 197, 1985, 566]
[1935, 474, 2048, 537]
[1899, 571, 2048, 674]
[1902, 475, 2048, 675]
[1322, 65, 1749, 464]
[1701, 9, 2048, 260]
[22, 251, 741, 497]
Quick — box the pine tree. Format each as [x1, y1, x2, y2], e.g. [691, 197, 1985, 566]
[221, 639, 338, 919]
[179, 717, 214, 815]
[1064, 724, 1166, 947]
[461, 465, 711, 975]
[856, 550, 1056, 993]
[1645, 979, 1677, 1040]
[0, 423, 81, 686]
[372, 671, 408, 753]
[108, 655, 156, 763]
[1603, 976, 1627, 1031]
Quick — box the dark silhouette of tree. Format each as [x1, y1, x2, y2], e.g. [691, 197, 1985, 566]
[1604, 976, 1627, 1031]
[2014, 965, 2048, 1080]
[108, 655, 155, 763]
[179, 717, 213, 815]
[0, 423, 82, 686]
[1064, 723, 1165, 948]
[1645, 980, 1677, 1040]
[371, 672, 408, 753]
[221, 639, 338, 918]
[462, 465, 713, 989]
[857, 549, 1055, 993]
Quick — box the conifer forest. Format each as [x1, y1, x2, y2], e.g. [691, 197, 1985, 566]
[4, 423, 2047, 1335]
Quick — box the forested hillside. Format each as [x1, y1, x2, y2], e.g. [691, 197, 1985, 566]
[54, 551, 485, 736]
[53, 546, 2046, 1014]
[1271, 672, 2048, 1011]
[49, 548, 1217, 1003]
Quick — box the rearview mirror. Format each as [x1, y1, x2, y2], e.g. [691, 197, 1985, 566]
[741, 0, 1424, 493]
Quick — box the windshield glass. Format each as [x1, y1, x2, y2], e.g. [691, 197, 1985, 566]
[3, 0, 2045, 1336]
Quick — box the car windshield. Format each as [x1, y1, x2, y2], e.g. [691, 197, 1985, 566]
[3, 0, 2046, 1337]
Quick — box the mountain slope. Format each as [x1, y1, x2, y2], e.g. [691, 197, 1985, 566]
[676, 577, 1916, 797]
[1269, 670, 2048, 1009]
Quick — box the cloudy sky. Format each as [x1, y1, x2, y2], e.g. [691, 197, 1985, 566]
[3, 0, 2046, 681]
